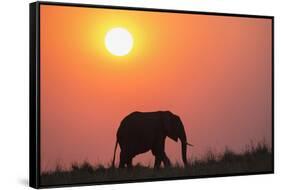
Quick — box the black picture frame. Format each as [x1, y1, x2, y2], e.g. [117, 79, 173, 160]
[30, 1, 274, 188]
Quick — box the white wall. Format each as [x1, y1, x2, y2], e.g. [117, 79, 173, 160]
[0, 0, 279, 189]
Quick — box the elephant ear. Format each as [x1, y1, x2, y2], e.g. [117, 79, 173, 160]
[162, 111, 179, 142]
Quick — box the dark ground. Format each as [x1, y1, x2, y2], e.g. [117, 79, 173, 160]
[40, 143, 273, 186]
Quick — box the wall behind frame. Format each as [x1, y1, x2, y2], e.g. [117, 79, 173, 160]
[0, 0, 279, 190]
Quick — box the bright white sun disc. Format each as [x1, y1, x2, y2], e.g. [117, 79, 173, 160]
[105, 28, 133, 56]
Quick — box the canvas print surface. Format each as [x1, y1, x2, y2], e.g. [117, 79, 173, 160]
[38, 4, 273, 187]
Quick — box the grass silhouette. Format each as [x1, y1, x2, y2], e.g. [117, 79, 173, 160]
[40, 142, 272, 186]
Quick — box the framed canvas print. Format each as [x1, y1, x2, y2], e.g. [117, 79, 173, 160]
[29, 1, 274, 188]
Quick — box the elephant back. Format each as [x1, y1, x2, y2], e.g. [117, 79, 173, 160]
[117, 111, 164, 146]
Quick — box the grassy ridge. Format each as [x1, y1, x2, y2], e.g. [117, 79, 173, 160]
[40, 143, 273, 186]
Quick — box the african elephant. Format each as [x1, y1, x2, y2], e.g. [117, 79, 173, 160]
[112, 111, 192, 168]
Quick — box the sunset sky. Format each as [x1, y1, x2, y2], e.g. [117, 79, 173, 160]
[40, 5, 272, 171]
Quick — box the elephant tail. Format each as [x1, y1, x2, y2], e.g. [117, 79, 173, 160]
[112, 139, 118, 168]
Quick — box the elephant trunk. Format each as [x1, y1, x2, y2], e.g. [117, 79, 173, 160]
[181, 139, 188, 167]
[177, 118, 188, 167]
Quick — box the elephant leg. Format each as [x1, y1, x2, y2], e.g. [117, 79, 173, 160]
[162, 153, 171, 167]
[126, 157, 133, 168]
[119, 151, 126, 168]
[154, 156, 162, 169]
[152, 137, 167, 169]
[152, 148, 163, 169]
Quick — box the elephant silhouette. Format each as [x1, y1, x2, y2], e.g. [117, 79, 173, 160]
[112, 111, 193, 168]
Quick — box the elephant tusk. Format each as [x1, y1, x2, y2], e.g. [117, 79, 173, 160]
[186, 142, 194, 147]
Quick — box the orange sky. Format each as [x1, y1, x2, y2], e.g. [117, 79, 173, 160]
[40, 5, 272, 171]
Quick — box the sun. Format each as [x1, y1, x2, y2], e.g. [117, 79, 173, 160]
[105, 27, 134, 56]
